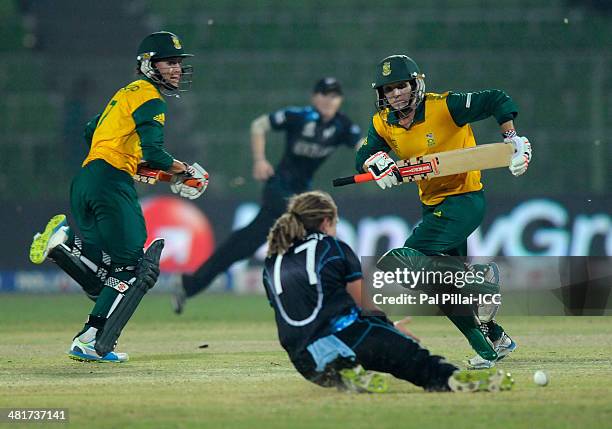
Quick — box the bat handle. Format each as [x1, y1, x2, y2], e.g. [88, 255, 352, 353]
[332, 172, 373, 187]
[183, 178, 204, 189]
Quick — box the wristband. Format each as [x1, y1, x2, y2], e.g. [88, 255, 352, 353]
[502, 129, 517, 139]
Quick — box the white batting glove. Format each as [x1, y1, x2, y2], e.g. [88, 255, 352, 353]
[505, 134, 532, 177]
[171, 162, 209, 200]
[364, 151, 402, 189]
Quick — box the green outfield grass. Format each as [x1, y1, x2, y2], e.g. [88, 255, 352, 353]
[1, 294, 611, 429]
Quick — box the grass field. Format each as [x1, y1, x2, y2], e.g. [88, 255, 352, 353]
[1, 294, 611, 429]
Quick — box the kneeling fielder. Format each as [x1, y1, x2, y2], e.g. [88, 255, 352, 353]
[263, 191, 513, 393]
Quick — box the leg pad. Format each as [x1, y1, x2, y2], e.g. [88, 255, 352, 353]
[94, 239, 164, 356]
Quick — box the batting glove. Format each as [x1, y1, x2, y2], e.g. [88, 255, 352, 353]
[364, 151, 402, 189]
[504, 132, 532, 177]
[170, 162, 209, 199]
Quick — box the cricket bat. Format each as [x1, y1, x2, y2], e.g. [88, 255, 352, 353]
[333, 143, 514, 187]
[134, 165, 205, 189]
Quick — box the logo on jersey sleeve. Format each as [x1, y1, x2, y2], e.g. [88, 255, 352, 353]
[273, 110, 286, 125]
[153, 113, 165, 125]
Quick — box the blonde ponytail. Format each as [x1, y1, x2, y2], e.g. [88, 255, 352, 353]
[267, 191, 337, 256]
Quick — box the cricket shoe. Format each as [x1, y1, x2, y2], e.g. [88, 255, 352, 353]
[68, 337, 129, 363]
[29, 214, 69, 264]
[338, 365, 388, 393]
[467, 332, 517, 369]
[448, 368, 514, 393]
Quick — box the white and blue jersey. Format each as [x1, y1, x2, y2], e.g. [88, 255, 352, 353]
[268, 106, 361, 191]
[262, 232, 362, 361]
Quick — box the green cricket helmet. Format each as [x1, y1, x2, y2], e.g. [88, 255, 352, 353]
[136, 31, 194, 96]
[372, 55, 425, 119]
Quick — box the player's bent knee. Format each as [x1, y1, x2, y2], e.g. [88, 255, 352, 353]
[376, 247, 429, 272]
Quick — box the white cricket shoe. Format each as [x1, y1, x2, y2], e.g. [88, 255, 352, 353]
[68, 337, 129, 363]
[468, 333, 517, 369]
[29, 214, 69, 264]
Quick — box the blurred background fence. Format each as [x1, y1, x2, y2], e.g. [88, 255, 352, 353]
[0, 0, 610, 200]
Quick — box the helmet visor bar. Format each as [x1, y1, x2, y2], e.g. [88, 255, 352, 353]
[375, 76, 425, 118]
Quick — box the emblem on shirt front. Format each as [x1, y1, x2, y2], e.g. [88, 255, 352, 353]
[322, 126, 336, 140]
[302, 122, 316, 138]
[426, 132, 435, 147]
[382, 62, 391, 76]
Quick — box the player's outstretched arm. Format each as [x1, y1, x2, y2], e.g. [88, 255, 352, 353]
[346, 279, 420, 341]
[251, 114, 275, 181]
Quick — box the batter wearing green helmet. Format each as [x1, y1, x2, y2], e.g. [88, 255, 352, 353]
[29, 31, 207, 362]
[357, 55, 532, 369]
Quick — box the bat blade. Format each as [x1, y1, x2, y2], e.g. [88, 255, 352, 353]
[332, 143, 513, 187]
[397, 142, 513, 182]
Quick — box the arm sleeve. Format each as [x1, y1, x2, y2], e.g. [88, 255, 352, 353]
[83, 113, 101, 147]
[446, 90, 518, 127]
[132, 98, 173, 171]
[268, 107, 300, 130]
[343, 121, 362, 148]
[262, 270, 275, 308]
[354, 121, 392, 172]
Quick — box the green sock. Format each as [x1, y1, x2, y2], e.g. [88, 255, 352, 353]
[448, 315, 498, 361]
[86, 270, 134, 327]
[90, 286, 121, 318]
[79, 287, 121, 338]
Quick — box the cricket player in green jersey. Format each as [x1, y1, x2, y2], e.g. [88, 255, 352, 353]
[29, 31, 208, 362]
[356, 55, 532, 369]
